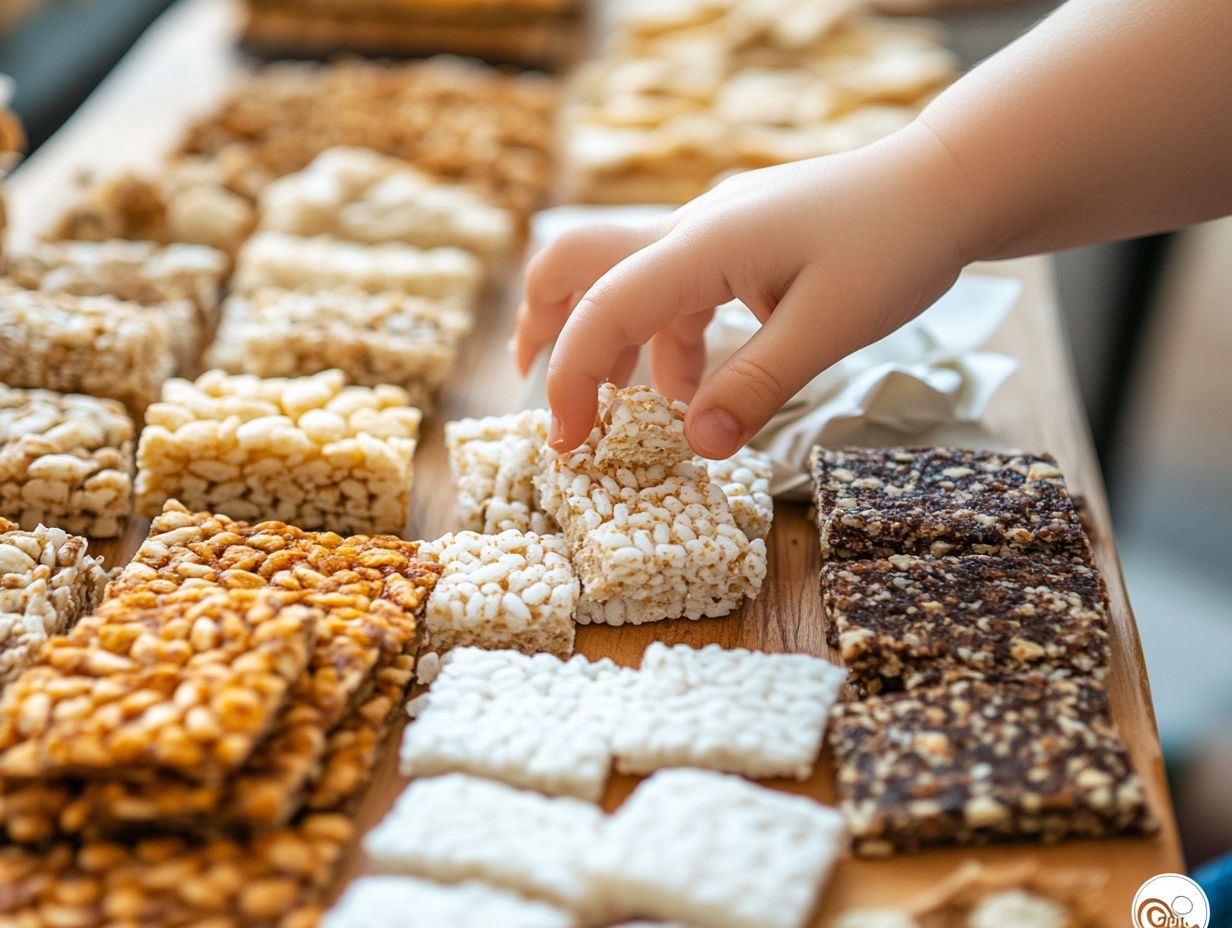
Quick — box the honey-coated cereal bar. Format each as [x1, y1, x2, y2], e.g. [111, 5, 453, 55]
[0, 385, 134, 538]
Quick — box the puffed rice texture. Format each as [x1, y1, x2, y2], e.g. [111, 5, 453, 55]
[446, 409, 556, 534]
[323, 876, 576, 928]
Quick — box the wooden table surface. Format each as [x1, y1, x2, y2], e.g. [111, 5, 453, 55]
[5, 0, 1182, 924]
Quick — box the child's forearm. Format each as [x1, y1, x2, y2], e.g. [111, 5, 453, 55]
[921, 0, 1232, 261]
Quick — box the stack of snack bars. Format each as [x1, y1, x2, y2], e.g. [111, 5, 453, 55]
[239, 0, 585, 71]
[561, 0, 957, 203]
[810, 446, 1157, 855]
[0, 501, 441, 926]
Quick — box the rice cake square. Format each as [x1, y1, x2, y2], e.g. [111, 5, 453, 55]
[828, 678, 1156, 856]
[322, 876, 576, 928]
[446, 410, 557, 534]
[809, 446, 1091, 561]
[822, 554, 1112, 697]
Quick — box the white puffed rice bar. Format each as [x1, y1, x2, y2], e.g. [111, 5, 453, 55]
[611, 643, 846, 780]
[401, 647, 634, 801]
[587, 769, 847, 928]
[0, 385, 134, 537]
[208, 286, 472, 409]
[421, 531, 578, 658]
[259, 146, 515, 261]
[446, 410, 557, 534]
[232, 231, 484, 305]
[364, 774, 605, 915]
[0, 285, 175, 415]
[592, 383, 690, 470]
[323, 877, 576, 928]
[135, 369, 421, 534]
[0, 519, 109, 689]
[702, 447, 774, 541]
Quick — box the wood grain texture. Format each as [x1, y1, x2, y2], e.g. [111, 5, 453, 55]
[3, 1, 1181, 924]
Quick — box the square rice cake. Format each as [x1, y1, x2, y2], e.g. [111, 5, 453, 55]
[446, 410, 557, 534]
[828, 678, 1156, 856]
[822, 554, 1112, 697]
[809, 447, 1091, 561]
[323, 876, 575, 928]
[588, 769, 847, 928]
[703, 447, 774, 541]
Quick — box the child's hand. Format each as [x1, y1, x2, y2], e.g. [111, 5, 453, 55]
[516, 124, 973, 458]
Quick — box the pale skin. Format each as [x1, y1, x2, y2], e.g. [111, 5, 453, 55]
[515, 0, 1232, 459]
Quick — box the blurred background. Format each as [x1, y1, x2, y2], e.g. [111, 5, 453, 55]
[0, 0, 1228, 872]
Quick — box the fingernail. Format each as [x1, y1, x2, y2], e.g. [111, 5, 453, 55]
[548, 415, 564, 449]
[692, 408, 741, 458]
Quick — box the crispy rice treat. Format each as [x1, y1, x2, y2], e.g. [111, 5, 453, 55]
[0, 587, 318, 784]
[421, 530, 578, 658]
[0, 286, 175, 416]
[829, 678, 1156, 856]
[540, 384, 767, 625]
[0, 386, 134, 538]
[823, 554, 1112, 697]
[809, 446, 1093, 561]
[259, 146, 515, 261]
[703, 446, 774, 540]
[323, 876, 576, 928]
[588, 769, 847, 928]
[446, 410, 556, 534]
[0, 812, 352, 928]
[611, 642, 846, 780]
[364, 773, 605, 915]
[0, 520, 108, 690]
[135, 370, 422, 534]
[207, 287, 472, 410]
[178, 58, 558, 217]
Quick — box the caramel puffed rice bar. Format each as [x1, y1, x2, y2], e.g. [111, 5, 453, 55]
[0, 385, 134, 538]
[0, 520, 109, 690]
[259, 146, 515, 262]
[207, 287, 472, 410]
[0, 286, 175, 416]
[446, 409, 557, 534]
[135, 370, 422, 535]
[0, 586, 318, 784]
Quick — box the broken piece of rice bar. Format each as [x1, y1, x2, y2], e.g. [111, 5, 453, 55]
[703, 446, 774, 540]
[589, 769, 847, 928]
[135, 369, 422, 534]
[364, 773, 605, 915]
[0, 385, 134, 537]
[0, 586, 318, 784]
[828, 678, 1156, 856]
[323, 876, 576, 928]
[611, 643, 846, 780]
[0, 285, 175, 415]
[232, 231, 484, 306]
[259, 146, 515, 261]
[207, 286, 471, 409]
[401, 647, 633, 800]
[0, 519, 109, 690]
[0, 811, 352, 928]
[421, 530, 578, 658]
[591, 382, 691, 469]
[823, 554, 1112, 697]
[446, 409, 556, 534]
[809, 446, 1092, 560]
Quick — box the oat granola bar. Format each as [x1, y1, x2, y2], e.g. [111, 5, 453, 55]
[810, 446, 1092, 561]
[0, 386, 134, 538]
[823, 554, 1112, 697]
[446, 410, 556, 534]
[134, 370, 422, 535]
[828, 678, 1156, 855]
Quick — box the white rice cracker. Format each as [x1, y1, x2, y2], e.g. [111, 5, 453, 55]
[401, 648, 634, 801]
[364, 774, 606, 915]
[588, 769, 847, 928]
[612, 643, 846, 780]
[322, 876, 575, 928]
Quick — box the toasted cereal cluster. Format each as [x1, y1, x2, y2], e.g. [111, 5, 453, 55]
[703, 447, 774, 541]
[135, 369, 422, 534]
[422, 530, 579, 658]
[259, 146, 515, 261]
[324, 876, 574, 928]
[0, 385, 134, 537]
[0, 519, 109, 689]
[446, 410, 557, 534]
[208, 287, 472, 409]
[0, 286, 175, 415]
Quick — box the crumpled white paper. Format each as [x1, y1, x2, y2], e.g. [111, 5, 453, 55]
[522, 206, 1022, 500]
